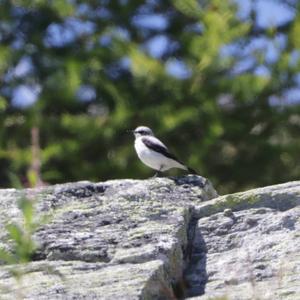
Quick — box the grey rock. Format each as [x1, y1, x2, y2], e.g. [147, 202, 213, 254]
[0, 176, 217, 299]
[1, 178, 299, 300]
[0, 260, 168, 300]
[186, 181, 300, 300]
[195, 181, 300, 218]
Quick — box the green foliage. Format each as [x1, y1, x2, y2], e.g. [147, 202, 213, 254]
[0, 0, 300, 193]
[0, 197, 38, 265]
[0, 191, 61, 297]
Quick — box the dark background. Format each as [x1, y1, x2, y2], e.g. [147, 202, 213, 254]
[0, 0, 299, 194]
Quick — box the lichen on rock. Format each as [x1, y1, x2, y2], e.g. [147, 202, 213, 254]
[0, 178, 299, 300]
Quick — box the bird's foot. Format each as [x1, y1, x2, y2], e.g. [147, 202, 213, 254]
[152, 171, 163, 178]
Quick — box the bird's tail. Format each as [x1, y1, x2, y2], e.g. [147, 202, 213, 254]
[182, 165, 198, 174]
[187, 166, 198, 175]
[177, 161, 198, 174]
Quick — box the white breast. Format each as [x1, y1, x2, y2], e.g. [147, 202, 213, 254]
[134, 137, 185, 171]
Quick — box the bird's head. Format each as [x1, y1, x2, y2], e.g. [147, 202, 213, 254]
[132, 126, 154, 138]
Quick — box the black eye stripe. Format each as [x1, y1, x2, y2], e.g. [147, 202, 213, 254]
[135, 129, 151, 135]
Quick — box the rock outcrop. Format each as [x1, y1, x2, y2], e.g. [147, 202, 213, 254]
[0, 177, 299, 300]
[188, 181, 300, 300]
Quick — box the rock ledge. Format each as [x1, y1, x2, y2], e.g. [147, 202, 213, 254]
[0, 178, 299, 300]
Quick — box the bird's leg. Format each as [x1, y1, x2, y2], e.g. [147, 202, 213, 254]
[157, 166, 164, 177]
[152, 172, 158, 178]
[152, 166, 164, 178]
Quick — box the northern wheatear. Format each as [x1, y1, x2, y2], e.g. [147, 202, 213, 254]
[131, 126, 197, 175]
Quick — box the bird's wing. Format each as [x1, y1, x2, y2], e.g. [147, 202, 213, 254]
[142, 136, 184, 164]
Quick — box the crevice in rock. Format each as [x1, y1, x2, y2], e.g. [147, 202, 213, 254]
[31, 251, 47, 261]
[55, 183, 107, 199]
[182, 212, 208, 298]
[165, 210, 208, 299]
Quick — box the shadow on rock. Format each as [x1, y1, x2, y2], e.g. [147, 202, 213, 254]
[183, 217, 208, 298]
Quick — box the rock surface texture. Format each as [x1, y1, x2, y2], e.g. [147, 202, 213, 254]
[0, 177, 299, 300]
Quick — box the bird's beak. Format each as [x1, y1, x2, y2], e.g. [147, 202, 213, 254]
[126, 129, 134, 134]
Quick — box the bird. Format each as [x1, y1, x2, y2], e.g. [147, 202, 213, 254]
[130, 126, 197, 176]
